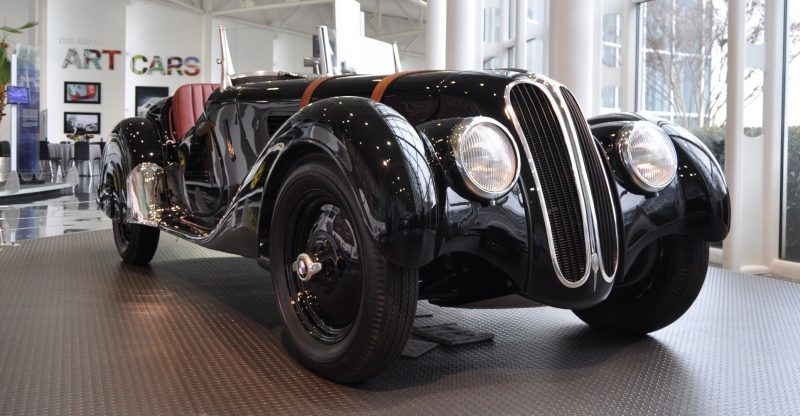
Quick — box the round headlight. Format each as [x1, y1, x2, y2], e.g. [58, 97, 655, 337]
[451, 117, 520, 200]
[617, 122, 678, 192]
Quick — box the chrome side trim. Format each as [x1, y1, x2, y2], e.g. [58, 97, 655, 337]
[126, 162, 165, 228]
[504, 79, 593, 288]
[125, 154, 273, 257]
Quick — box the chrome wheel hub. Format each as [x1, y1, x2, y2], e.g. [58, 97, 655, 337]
[292, 253, 323, 282]
[285, 201, 362, 344]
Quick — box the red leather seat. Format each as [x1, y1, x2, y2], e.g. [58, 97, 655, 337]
[169, 83, 219, 140]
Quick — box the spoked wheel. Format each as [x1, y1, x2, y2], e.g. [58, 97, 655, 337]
[573, 234, 709, 335]
[270, 156, 418, 383]
[112, 219, 160, 265]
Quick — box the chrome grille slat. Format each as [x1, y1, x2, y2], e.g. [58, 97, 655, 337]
[509, 84, 587, 283]
[561, 87, 619, 277]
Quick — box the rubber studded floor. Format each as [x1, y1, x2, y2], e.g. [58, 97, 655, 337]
[1, 231, 800, 415]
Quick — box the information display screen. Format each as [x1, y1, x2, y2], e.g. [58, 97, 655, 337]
[6, 86, 30, 105]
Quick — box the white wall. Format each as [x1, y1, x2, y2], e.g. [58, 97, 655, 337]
[210, 18, 312, 80]
[45, 0, 126, 141]
[399, 54, 426, 71]
[272, 32, 313, 74]
[210, 18, 277, 82]
[7, 0, 427, 145]
[124, 0, 204, 117]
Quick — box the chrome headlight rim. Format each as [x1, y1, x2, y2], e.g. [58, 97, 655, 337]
[616, 121, 678, 193]
[450, 116, 521, 201]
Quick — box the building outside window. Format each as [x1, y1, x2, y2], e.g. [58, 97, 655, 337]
[640, 0, 727, 163]
[482, 0, 546, 72]
[781, 0, 800, 260]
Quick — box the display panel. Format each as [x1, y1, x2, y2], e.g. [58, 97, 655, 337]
[135, 86, 169, 117]
[6, 86, 30, 105]
[64, 82, 101, 104]
[64, 112, 100, 134]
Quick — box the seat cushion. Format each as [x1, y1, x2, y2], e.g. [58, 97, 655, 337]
[169, 83, 219, 140]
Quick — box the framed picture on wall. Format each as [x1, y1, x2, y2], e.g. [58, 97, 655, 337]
[135, 86, 170, 117]
[64, 112, 101, 134]
[64, 81, 101, 104]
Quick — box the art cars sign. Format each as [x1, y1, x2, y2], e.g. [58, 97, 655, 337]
[60, 43, 200, 76]
[130, 55, 200, 76]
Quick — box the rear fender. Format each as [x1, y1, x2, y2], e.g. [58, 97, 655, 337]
[97, 117, 164, 220]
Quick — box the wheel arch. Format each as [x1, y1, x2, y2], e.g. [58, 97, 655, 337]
[256, 142, 330, 268]
[255, 96, 443, 270]
[97, 117, 164, 221]
[588, 113, 730, 234]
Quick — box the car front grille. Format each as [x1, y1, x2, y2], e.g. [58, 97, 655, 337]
[509, 83, 587, 283]
[561, 87, 619, 276]
[507, 80, 620, 286]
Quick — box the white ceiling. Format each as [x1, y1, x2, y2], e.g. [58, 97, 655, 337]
[155, 0, 428, 55]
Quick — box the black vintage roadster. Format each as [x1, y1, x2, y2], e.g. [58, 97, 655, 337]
[98, 27, 729, 383]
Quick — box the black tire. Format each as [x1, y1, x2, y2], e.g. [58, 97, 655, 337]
[573, 235, 709, 335]
[269, 156, 418, 383]
[112, 219, 160, 265]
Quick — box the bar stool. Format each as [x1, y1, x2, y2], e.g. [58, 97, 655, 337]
[39, 141, 64, 182]
[70, 141, 93, 177]
[0, 141, 10, 184]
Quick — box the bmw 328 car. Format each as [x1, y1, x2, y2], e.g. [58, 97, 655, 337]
[97, 27, 730, 383]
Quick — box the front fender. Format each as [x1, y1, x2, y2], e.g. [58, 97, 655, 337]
[257, 96, 442, 268]
[97, 117, 163, 220]
[589, 113, 730, 272]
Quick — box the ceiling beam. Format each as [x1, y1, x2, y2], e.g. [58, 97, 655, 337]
[218, 15, 314, 38]
[393, 0, 420, 28]
[373, 28, 425, 39]
[212, 0, 333, 17]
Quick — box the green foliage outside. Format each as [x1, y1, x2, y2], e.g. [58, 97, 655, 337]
[690, 126, 800, 260]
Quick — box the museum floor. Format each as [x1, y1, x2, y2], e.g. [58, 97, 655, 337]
[1, 184, 799, 415]
[0, 178, 110, 243]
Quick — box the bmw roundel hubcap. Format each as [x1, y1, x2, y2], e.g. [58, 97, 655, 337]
[286, 200, 362, 344]
[292, 253, 323, 282]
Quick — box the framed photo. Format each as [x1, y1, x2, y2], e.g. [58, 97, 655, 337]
[64, 112, 101, 134]
[64, 81, 101, 104]
[135, 86, 170, 117]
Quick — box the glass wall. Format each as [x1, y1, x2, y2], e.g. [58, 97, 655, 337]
[482, 0, 546, 72]
[639, 0, 727, 168]
[600, 10, 622, 113]
[781, 0, 800, 260]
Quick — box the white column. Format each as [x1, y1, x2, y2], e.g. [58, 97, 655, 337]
[548, 0, 595, 110]
[426, 0, 446, 69]
[620, 0, 638, 111]
[723, 0, 745, 271]
[515, 0, 527, 69]
[9, 54, 18, 172]
[764, 0, 785, 267]
[445, 0, 478, 70]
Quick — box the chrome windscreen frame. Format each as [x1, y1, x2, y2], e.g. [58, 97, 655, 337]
[503, 76, 620, 288]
